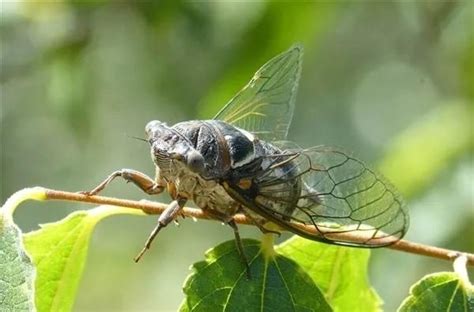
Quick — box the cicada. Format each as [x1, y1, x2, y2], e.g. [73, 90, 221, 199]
[84, 45, 409, 271]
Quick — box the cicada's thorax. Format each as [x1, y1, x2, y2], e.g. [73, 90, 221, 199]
[153, 120, 302, 222]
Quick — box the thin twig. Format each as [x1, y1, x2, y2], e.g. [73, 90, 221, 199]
[43, 188, 474, 266]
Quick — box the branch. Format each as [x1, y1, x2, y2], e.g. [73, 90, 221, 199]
[10, 187, 474, 266]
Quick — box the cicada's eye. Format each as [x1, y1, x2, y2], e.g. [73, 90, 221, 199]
[186, 150, 205, 174]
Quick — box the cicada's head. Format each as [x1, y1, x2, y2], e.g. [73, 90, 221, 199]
[145, 120, 205, 174]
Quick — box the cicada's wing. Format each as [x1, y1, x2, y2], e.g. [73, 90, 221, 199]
[213, 45, 302, 142]
[226, 146, 409, 247]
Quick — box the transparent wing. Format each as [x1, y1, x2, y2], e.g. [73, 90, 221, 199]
[227, 146, 409, 247]
[213, 45, 302, 142]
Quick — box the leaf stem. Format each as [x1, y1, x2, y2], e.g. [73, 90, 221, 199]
[261, 231, 276, 259]
[14, 187, 474, 267]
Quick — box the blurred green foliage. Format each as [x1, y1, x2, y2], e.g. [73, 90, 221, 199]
[1, 1, 472, 311]
[379, 102, 472, 199]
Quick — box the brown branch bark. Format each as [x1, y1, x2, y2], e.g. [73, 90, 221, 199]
[43, 188, 474, 266]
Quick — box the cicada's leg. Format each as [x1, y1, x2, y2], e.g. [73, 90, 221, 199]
[134, 197, 187, 262]
[81, 169, 165, 196]
[199, 206, 251, 277]
[228, 219, 252, 279]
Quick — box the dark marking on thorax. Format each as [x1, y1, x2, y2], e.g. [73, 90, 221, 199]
[204, 121, 232, 172]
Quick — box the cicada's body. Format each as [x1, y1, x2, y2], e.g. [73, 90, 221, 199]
[85, 45, 409, 266]
[147, 119, 302, 227]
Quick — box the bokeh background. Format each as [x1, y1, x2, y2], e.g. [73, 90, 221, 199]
[1, 1, 472, 311]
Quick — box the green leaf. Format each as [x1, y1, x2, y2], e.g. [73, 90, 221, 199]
[180, 238, 332, 312]
[0, 187, 47, 311]
[23, 205, 145, 312]
[398, 272, 474, 312]
[0, 212, 36, 311]
[277, 237, 382, 312]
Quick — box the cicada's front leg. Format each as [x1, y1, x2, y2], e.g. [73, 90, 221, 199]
[81, 167, 165, 196]
[134, 197, 187, 262]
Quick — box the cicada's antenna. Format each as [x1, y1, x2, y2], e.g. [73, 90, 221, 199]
[126, 134, 148, 143]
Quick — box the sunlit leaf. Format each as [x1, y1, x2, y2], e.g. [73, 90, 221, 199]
[180, 239, 331, 312]
[277, 237, 382, 312]
[398, 272, 474, 312]
[23, 206, 145, 312]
